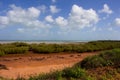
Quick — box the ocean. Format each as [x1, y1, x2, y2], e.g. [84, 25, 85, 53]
[0, 40, 90, 44]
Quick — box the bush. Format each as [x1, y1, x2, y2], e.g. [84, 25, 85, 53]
[28, 67, 90, 80]
[11, 42, 29, 47]
[29, 71, 63, 80]
[63, 67, 86, 78]
[81, 55, 107, 69]
[2, 47, 29, 54]
[1, 40, 120, 54]
[80, 48, 120, 69]
[100, 49, 120, 67]
[0, 50, 5, 56]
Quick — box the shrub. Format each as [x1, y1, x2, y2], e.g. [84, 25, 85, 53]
[63, 67, 86, 78]
[81, 55, 107, 69]
[0, 50, 5, 56]
[29, 67, 89, 80]
[80, 48, 120, 69]
[29, 71, 63, 80]
[11, 42, 29, 47]
[100, 49, 120, 67]
[1, 40, 120, 54]
[3, 47, 29, 54]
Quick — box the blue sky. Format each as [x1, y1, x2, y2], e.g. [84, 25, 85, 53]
[0, 0, 120, 40]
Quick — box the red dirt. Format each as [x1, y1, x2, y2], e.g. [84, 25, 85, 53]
[0, 52, 98, 79]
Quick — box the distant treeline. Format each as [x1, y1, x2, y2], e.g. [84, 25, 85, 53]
[0, 40, 120, 56]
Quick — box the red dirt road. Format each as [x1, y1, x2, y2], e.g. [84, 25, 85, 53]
[0, 52, 98, 79]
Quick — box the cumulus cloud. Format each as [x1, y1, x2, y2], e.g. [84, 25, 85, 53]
[0, 16, 9, 26]
[45, 15, 54, 23]
[8, 4, 40, 23]
[99, 4, 113, 14]
[52, 4, 99, 31]
[0, 4, 51, 30]
[50, 5, 60, 14]
[68, 4, 99, 29]
[0, 4, 100, 35]
[55, 16, 68, 27]
[115, 18, 120, 26]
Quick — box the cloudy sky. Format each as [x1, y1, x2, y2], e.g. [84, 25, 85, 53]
[0, 0, 120, 40]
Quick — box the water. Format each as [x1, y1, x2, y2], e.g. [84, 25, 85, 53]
[0, 40, 90, 44]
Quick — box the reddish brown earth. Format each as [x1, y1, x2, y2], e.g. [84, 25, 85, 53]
[0, 52, 98, 79]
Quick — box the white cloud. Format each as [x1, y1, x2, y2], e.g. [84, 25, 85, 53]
[45, 15, 54, 23]
[52, 0, 56, 3]
[55, 16, 68, 26]
[0, 4, 100, 35]
[0, 4, 51, 30]
[68, 4, 99, 29]
[0, 16, 9, 26]
[115, 18, 120, 26]
[8, 4, 40, 22]
[49, 4, 99, 31]
[50, 5, 60, 14]
[99, 4, 113, 14]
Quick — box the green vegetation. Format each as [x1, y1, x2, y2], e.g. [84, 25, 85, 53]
[13, 48, 120, 80]
[18, 67, 93, 80]
[0, 42, 29, 55]
[0, 40, 120, 56]
[80, 48, 120, 69]
[30, 40, 120, 53]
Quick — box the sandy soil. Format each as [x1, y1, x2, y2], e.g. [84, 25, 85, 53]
[0, 52, 98, 79]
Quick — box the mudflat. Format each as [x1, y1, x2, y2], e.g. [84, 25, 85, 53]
[0, 52, 97, 79]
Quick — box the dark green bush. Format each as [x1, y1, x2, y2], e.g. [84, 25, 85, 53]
[80, 48, 120, 69]
[63, 67, 86, 78]
[81, 55, 107, 69]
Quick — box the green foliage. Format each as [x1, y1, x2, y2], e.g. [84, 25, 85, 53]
[0, 50, 5, 56]
[0, 44, 29, 54]
[100, 49, 120, 67]
[81, 55, 107, 69]
[29, 71, 64, 80]
[28, 67, 91, 80]
[11, 42, 29, 47]
[63, 67, 86, 78]
[80, 48, 120, 69]
[30, 40, 120, 54]
[0, 40, 120, 54]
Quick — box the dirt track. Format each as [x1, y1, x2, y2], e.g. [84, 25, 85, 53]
[0, 52, 98, 79]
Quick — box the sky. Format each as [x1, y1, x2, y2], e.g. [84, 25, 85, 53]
[0, 0, 120, 40]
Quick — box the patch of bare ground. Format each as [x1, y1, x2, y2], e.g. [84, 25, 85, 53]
[0, 52, 97, 79]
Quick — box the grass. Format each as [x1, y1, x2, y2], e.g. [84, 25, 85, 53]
[1, 40, 120, 56]
[14, 48, 120, 80]
[0, 41, 120, 80]
[80, 48, 120, 69]
[28, 67, 93, 80]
